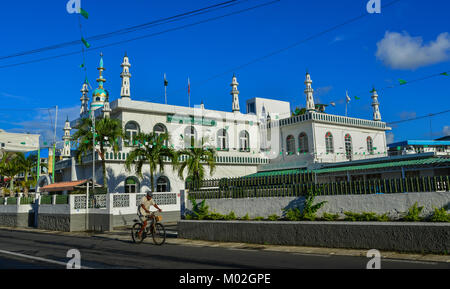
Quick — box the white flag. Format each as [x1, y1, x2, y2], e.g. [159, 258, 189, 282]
[346, 91, 351, 103]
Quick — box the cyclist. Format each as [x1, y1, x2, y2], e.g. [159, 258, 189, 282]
[137, 191, 162, 239]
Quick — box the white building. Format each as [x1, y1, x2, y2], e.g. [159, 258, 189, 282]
[56, 54, 391, 194]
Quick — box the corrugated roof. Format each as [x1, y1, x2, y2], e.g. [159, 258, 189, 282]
[246, 169, 304, 177]
[313, 157, 450, 174]
[41, 180, 88, 192]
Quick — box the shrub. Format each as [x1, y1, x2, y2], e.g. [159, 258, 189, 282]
[225, 211, 237, 220]
[268, 214, 280, 221]
[402, 202, 423, 222]
[376, 213, 391, 222]
[187, 195, 209, 220]
[344, 212, 379, 221]
[241, 213, 250, 221]
[429, 207, 450, 222]
[254, 216, 265, 221]
[321, 213, 340, 221]
[285, 208, 302, 221]
[283, 188, 327, 221]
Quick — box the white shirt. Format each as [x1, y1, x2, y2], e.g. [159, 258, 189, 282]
[139, 196, 156, 215]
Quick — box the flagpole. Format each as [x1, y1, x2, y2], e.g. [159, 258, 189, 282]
[188, 77, 191, 108]
[164, 73, 167, 105]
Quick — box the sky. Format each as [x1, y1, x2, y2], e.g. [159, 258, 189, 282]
[0, 0, 449, 148]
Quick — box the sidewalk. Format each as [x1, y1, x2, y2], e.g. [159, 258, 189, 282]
[1, 225, 449, 264]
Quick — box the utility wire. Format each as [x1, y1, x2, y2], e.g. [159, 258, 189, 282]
[387, 109, 450, 125]
[0, 0, 278, 69]
[0, 0, 246, 61]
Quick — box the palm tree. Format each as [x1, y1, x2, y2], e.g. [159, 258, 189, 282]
[178, 138, 216, 190]
[72, 117, 123, 193]
[125, 132, 178, 191]
[0, 152, 21, 195]
[15, 152, 39, 196]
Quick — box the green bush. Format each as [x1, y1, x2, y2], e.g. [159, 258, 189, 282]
[344, 212, 379, 221]
[254, 216, 265, 221]
[429, 207, 450, 222]
[402, 202, 424, 222]
[186, 195, 210, 220]
[321, 212, 340, 221]
[241, 213, 250, 221]
[376, 213, 391, 222]
[224, 211, 237, 220]
[268, 214, 280, 221]
[283, 189, 327, 221]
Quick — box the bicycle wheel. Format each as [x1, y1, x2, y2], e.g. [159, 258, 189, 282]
[131, 223, 145, 244]
[152, 223, 166, 245]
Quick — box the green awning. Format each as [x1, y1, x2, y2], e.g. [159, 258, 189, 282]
[245, 169, 304, 178]
[313, 157, 450, 174]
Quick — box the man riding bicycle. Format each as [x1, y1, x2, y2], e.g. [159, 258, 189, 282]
[138, 191, 162, 239]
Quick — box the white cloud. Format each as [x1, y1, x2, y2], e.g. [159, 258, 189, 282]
[399, 111, 416, 120]
[386, 132, 395, 144]
[443, 126, 450, 136]
[376, 31, 450, 70]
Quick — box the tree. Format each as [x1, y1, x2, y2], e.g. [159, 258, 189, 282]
[72, 117, 123, 193]
[125, 132, 178, 192]
[178, 138, 216, 190]
[0, 152, 21, 194]
[15, 152, 40, 196]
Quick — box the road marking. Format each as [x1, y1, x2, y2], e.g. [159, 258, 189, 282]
[381, 258, 438, 265]
[0, 249, 92, 269]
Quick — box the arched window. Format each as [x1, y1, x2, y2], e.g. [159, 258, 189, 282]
[125, 121, 140, 147]
[124, 177, 140, 193]
[184, 126, 197, 148]
[367, 136, 374, 154]
[154, 123, 168, 146]
[153, 123, 167, 137]
[217, 129, 229, 150]
[345, 134, 353, 160]
[286, 135, 295, 155]
[298, 132, 309, 153]
[156, 176, 171, 192]
[325, 132, 334, 153]
[239, 130, 250, 152]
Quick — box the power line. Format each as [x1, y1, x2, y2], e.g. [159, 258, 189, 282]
[0, 0, 279, 69]
[0, 0, 247, 61]
[387, 109, 450, 125]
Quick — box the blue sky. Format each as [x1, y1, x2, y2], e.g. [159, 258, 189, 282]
[0, 0, 449, 147]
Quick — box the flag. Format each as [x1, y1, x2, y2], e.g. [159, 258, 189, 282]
[164, 74, 168, 87]
[79, 8, 89, 19]
[441, 72, 449, 76]
[81, 37, 90, 48]
[346, 91, 351, 103]
[188, 77, 191, 95]
[330, 102, 336, 107]
[398, 79, 407, 85]
[354, 96, 361, 100]
[80, 63, 84, 68]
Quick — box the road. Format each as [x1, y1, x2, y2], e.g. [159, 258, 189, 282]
[0, 229, 448, 269]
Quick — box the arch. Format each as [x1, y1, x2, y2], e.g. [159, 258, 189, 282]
[298, 132, 309, 153]
[239, 130, 250, 151]
[124, 176, 140, 193]
[184, 126, 197, 148]
[217, 129, 229, 150]
[156, 176, 171, 192]
[286, 135, 295, 155]
[124, 121, 140, 146]
[153, 123, 167, 136]
[367, 136, 374, 154]
[345, 134, 353, 160]
[325, 132, 334, 153]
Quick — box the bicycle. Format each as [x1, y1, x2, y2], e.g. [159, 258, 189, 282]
[131, 212, 166, 245]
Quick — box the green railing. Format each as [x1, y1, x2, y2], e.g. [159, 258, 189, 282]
[188, 175, 450, 199]
[0, 197, 4, 205]
[55, 195, 69, 205]
[40, 195, 53, 205]
[20, 197, 35, 205]
[6, 197, 17, 205]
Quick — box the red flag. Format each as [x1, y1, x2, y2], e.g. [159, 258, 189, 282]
[188, 77, 190, 94]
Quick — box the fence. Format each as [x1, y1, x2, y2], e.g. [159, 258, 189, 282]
[188, 174, 450, 199]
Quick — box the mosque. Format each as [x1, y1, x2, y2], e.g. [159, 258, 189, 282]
[53, 52, 437, 194]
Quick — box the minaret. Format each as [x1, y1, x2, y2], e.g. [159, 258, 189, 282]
[102, 93, 111, 118]
[305, 72, 315, 111]
[120, 52, 131, 98]
[371, 87, 381, 121]
[62, 117, 72, 159]
[231, 74, 240, 112]
[80, 80, 89, 117]
[91, 53, 108, 111]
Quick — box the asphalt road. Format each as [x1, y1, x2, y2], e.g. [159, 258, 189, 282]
[0, 229, 448, 269]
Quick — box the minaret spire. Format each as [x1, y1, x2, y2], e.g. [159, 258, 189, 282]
[305, 72, 315, 111]
[80, 80, 89, 116]
[62, 117, 72, 159]
[91, 53, 108, 111]
[120, 52, 131, 98]
[371, 87, 381, 121]
[231, 74, 240, 112]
